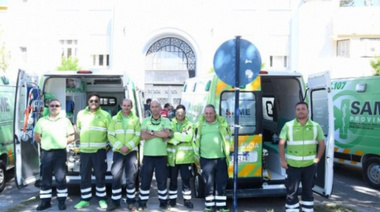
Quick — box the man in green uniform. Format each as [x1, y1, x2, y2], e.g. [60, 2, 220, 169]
[279, 101, 325, 212]
[74, 93, 112, 209]
[167, 104, 194, 208]
[138, 100, 171, 211]
[107, 99, 141, 211]
[193, 104, 232, 212]
[34, 99, 75, 211]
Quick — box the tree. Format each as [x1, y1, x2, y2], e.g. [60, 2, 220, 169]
[57, 56, 81, 71]
[340, 0, 354, 7]
[370, 56, 380, 76]
[0, 31, 10, 72]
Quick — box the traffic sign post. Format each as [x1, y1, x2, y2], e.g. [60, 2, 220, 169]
[233, 36, 241, 212]
[213, 36, 261, 212]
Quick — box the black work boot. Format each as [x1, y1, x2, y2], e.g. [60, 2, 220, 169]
[128, 203, 137, 211]
[107, 203, 121, 211]
[169, 199, 176, 207]
[58, 200, 66, 210]
[159, 202, 170, 211]
[184, 200, 194, 209]
[137, 202, 146, 211]
[36, 201, 51, 211]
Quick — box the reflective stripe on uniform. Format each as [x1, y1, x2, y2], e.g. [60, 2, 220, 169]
[57, 188, 68, 197]
[96, 186, 107, 197]
[183, 190, 191, 200]
[169, 190, 177, 199]
[158, 189, 168, 200]
[112, 194, 122, 200]
[112, 188, 122, 193]
[82, 126, 107, 132]
[286, 202, 300, 212]
[40, 189, 52, 199]
[167, 148, 176, 153]
[113, 141, 122, 150]
[81, 187, 91, 193]
[287, 140, 317, 145]
[286, 155, 315, 161]
[288, 122, 294, 141]
[80, 143, 107, 148]
[181, 132, 186, 142]
[128, 140, 136, 149]
[179, 146, 193, 151]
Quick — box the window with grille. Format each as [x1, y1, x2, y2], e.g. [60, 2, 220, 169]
[60, 39, 78, 59]
[92, 54, 110, 67]
[269, 56, 288, 69]
[337, 40, 350, 58]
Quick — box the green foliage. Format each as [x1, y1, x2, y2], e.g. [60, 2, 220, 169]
[315, 204, 357, 212]
[0, 32, 10, 72]
[340, 0, 354, 7]
[57, 56, 81, 71]
[370, 56, 380, 76]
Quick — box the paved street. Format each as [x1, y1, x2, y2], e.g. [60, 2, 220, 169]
[1, 164, 380, 212]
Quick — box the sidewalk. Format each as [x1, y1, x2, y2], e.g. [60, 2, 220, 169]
[0, 172, 207, 212]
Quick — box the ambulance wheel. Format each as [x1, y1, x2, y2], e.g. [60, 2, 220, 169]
[363, 157, 380, 189]
[0, 161, 6, 193]
[192, 173, 205, 198]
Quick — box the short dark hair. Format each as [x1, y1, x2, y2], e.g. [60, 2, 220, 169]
[87, 93, 100, 101]
[146, 98, 152, 104]
[295, 101, 308, 108]
[176, 104, 186, 111]
[48, 98, 61, 105]
[205, 104, 216, 113]
[122, 98, 133, 106]
[164, 103, 171, 109]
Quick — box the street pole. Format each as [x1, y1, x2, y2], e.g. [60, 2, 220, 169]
[232, 35, 241, 212]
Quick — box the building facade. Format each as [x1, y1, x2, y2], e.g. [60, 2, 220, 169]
[1, 0, 380, 105]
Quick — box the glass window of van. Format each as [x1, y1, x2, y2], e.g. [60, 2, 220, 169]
[220, 91, 256, 134]
[311, 89, 329, 136]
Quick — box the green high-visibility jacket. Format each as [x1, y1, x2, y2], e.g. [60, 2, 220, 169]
[76, 107, 111, 153]
[167, 117, 194, 166]
[193, 114, 232, 167]
[108, 111, 141, 155]
[279, 118, 324, 167]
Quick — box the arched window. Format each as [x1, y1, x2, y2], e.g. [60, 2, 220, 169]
[144, 37, 196, 105]
[145, 37, 195, 79]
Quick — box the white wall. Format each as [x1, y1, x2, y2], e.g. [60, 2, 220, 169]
[2, 0, 380, 87]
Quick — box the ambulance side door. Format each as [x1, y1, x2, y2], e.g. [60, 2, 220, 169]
[307, 71, 334, 197]
[14, 69, 43, 188]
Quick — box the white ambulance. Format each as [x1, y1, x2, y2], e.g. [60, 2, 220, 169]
[13, 69, 144, 188]
[332, 76, 380, 189]
[181, 70, 334, 198]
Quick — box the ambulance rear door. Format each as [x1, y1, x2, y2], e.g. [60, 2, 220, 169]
[14, 69, 43, 188]
[307, 71, 334, 197]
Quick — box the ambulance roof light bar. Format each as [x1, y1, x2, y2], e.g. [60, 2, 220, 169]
[77, 70, 93, 74]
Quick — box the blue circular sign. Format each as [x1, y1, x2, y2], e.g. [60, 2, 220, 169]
[213, 38, 261, 87]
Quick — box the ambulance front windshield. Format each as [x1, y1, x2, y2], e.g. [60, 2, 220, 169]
[220, 91, 256, 135]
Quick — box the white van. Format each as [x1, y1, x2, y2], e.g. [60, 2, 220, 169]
[181, 70, 334, 198]
[14, 69, 144, 188]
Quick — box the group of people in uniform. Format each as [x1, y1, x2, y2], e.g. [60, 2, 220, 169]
[33, 94, 233, 212]
[33, 93, 325, 212]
